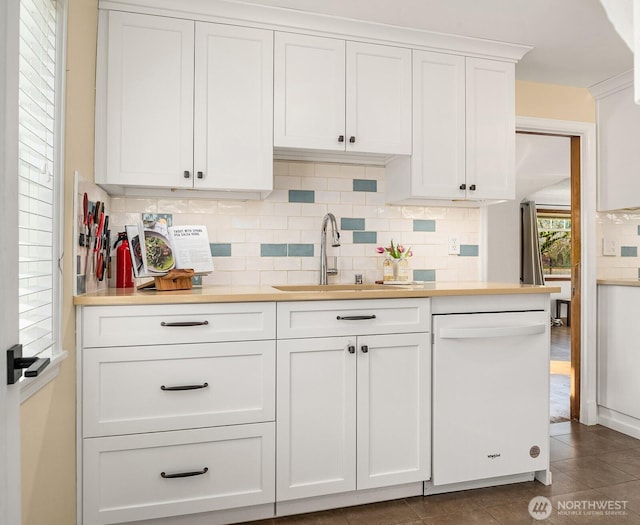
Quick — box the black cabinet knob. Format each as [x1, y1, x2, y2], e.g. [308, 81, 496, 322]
[338, 135, 345, 143]
[469, 184, 476, 191]
[459, 183, 466, 190]
[197, 171, 204, 179]
[348, 345, 355, 354]
[349, 136, 356, 143]
[183, 170, 190, 179]
[361, 345, 368, 353]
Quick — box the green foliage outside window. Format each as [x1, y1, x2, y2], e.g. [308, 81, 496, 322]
[537, 216, 571, 275]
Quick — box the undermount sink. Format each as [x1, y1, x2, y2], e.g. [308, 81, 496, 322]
[273, 284, 395, 292]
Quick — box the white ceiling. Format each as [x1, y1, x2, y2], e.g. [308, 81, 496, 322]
[516, 134, 570, 205]
[242, 0, 633, 87]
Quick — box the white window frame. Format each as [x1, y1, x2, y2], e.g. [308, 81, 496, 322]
[19, 0, 68, 402]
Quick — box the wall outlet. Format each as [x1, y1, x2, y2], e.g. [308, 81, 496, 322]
[448, 236, 460, 255]
[602, 238, 617, 256]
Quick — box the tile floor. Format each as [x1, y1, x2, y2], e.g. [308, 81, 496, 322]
[249, 422, 640, 524]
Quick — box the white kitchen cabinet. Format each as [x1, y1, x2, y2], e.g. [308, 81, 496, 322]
[96, 11, 273, 194]
[465, 58, 515, 201]
[598, 285, 640, 423]
[356, 332, 430, 490]
[78, 303, 276, 524]
[276, 336, 356, 500]
[591, 72, 640, 211]
[276, 300, 430, 501]
[193, 22, 273, 191]
[274, 32, 412, 155]
[273, 33, 345, 151]
[100, 11, 194, 190]
[386, 54, 515, 204]
[83, 423, 275, 525]
[83, 340, 275, 437]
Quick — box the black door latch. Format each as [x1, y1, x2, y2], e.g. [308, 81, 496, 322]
[7, 344, 50, 385]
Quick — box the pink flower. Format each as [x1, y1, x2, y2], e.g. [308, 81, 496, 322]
[376, 246, 385, 254]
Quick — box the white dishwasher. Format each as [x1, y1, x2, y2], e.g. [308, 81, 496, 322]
[430, 309, 550, 489]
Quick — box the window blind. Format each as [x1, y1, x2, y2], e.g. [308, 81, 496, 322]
[18, 0, 58, 359]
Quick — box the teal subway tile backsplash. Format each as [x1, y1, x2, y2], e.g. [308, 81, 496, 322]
[637, 225, 640, 235]
[414, 269, 436, 282]
[413, 220, 436, 232]
[288, 244, 314, 257]
[353, 231, 377, 244]
[621, 246, 638, 257]
[341, 218, 365, 231]
[210, 243, 231, 256]
[288, 190, 315, 203]
[460, 245, 479, 257]
[261, 244, 287, 257]
[353, 179, 377, 192]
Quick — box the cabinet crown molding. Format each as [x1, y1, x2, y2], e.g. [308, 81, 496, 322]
[99, 0, 532, 62]
[590, 69, 633, 99]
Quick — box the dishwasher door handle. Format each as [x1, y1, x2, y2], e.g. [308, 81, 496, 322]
[439, 324, 546, 339]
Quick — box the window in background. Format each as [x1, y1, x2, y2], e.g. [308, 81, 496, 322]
[537, 210, 571, 276]
[18, 0, 63, 362]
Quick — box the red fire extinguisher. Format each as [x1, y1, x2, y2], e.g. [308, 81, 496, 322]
[114, 232, 134, 288]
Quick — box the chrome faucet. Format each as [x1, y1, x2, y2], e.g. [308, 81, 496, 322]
[320, 212, 340, 285]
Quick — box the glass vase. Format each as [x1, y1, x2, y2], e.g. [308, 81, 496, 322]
[397, 258, 409, 281]
[383, 257, 395, 282]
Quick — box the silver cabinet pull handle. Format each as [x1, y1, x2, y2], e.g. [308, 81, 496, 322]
[160, 321, 209, 327]
[161, 382, 209, 391]
[336, 315, 376, 321]
[161, 467, 208, 479]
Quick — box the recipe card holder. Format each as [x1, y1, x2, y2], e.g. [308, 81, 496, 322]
[138, 269, 195, 291]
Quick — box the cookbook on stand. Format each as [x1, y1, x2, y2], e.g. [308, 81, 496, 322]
[126, 218, 214, 278]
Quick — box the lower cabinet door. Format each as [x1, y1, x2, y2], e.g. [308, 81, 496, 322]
[356, 333, 431, 489]
[276, 337, 356, 501]
[83, 423, 275, 525]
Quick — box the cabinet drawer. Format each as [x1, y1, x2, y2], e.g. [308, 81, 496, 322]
[83, 341, 275, 437]
[81, 302, 275, 347]
[83, 423, 275, 525]
[277, 299, 430, 339]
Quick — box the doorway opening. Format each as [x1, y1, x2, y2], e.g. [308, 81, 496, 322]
[516, 132, 581, 422]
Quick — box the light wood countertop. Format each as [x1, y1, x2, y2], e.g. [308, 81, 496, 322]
[74, 282, 560, 306]
[597, 278, 640, 287]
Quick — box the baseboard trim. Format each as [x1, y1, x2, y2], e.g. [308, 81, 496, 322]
[597, 406, 640, 439]
[276, 482, 423, 516]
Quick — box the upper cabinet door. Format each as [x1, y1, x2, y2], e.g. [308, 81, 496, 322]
[465, 58, 515, 201]
[274, 32, 346, 151]
[411, 50, 466, 198]
[194, 23, 273, 191]
[104, 11, 194, 188]
[346, 42, 412, 155]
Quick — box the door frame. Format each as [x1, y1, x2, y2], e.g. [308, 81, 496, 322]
[1, 0, 23, 522]
[516, 116, 597, 425]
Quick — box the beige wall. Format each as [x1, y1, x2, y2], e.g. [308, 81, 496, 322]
[20, 0, 98, 523]
[516, 79, 596, 122]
